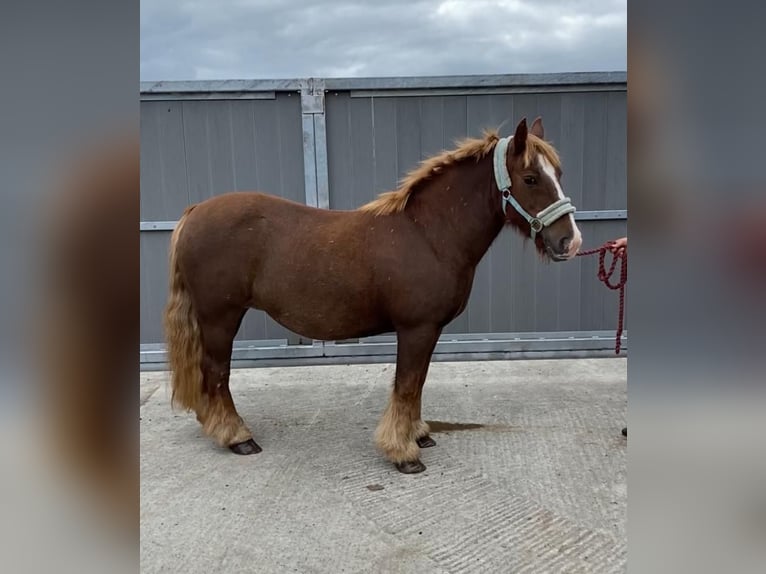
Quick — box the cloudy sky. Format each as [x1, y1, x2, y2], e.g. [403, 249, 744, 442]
[141, 0, 626, 81]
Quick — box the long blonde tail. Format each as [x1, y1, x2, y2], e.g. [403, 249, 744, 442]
[162, 205, 202, 411]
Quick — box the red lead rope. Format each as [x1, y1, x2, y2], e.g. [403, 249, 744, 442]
[576, 242, 627, 354]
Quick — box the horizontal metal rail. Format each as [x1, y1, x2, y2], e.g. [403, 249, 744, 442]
[347, 85, 624, 98]
[139, 210, 626, 232]
[141, 91, 276, 101]
[140, 330, 627, 370]
[140, 72, 626, 99]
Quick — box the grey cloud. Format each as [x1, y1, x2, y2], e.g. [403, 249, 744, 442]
[140, 0, 626, 80]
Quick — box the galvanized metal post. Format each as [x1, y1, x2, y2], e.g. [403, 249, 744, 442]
[300, 78, 329, 209]
[290, 79, 330, 346]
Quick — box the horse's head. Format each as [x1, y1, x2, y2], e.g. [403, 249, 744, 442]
[495, 117, 582, 261]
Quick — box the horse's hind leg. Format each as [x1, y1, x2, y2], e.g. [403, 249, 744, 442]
[196, 308, 260, 455]
[375, 325, 440, 474]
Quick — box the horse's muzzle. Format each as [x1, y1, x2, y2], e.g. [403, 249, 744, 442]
[545, 237, 575, 261]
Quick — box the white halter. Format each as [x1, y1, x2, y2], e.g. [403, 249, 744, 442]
[493, 136, 576, 240]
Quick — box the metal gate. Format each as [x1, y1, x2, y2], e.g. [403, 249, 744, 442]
[140, 72, 627, 369]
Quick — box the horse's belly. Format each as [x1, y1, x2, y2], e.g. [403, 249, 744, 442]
[252, 282, 387, 341]
[264, 306, 388, 341]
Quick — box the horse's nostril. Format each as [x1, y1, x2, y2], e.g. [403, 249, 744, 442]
[558, 237, 572, 253]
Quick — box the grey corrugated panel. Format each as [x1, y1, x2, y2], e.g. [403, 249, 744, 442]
[533, 243, 562, 331]
[581, 92, 609, 211]
[512, 238, 539, 332]
[166, 95, 304, 206]
[485, 93, 516, 140]
[327, 93, 415, 210]
[559, 92, 586, 210]
[229, 100, 262, 193]
[463, 94, 494, 333]
[419, 96, 444, 158]
[140, 101, 190, 220]
[251, 99, 284, 197]
[207, 102, 237, 199]
[371, 97, 399, 199]
[395, 98, 422, 184]
[440, 95, 471, 334]
[325, 93, 352, 209]
[605, 91, 628, 209]
[554, 93, 587, 332]
[328, 95, 361, 209]
[487, 231, 512, 333]
[441, 95, 469, 148]
[349, 97, 375, 210]
[179, 100, 213, 204]
[536, 92, 563, 146]
[140, 233, 171, 344]
[273, 94, 306, 205]
[557, 237, 584, 331]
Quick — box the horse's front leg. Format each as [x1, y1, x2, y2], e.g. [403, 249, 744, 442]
[413, 390, 436, 449]
[375, 325, 441, 474]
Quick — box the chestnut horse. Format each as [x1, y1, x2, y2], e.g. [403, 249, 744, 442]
[163, 117, 582, 474]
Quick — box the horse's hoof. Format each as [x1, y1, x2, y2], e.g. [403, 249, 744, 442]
[621, 427, 627, 437]
[416, 435, 437, 448]
[229, 439, 262, 455]
[395, 459, 426, 474]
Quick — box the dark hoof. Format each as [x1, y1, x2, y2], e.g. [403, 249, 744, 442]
[229, 439, 262, 455]
[395, 459, 426, 474]
[622, 427, 627, 437]
[416, 435, 437, 448]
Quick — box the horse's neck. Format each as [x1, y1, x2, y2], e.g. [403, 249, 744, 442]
[406, 155, 504, 269]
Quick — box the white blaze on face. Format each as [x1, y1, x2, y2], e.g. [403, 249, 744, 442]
[538, 155, 582, 257]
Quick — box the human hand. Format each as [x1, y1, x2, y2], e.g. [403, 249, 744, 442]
[609, 237, 627, 254]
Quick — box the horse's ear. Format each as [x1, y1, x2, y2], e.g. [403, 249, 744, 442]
[512, 117, 528, 156]
[530, 116, 544, 139]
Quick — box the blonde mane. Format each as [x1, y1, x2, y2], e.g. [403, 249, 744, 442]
[358, 129, 561, 216]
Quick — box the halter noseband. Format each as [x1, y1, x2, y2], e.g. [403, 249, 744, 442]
[493, 136, 576, 240]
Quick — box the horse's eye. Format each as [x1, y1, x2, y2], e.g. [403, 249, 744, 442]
[523, 176, 537, 186]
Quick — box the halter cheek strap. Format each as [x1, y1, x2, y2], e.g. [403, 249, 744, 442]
[493, 136, 576, 240]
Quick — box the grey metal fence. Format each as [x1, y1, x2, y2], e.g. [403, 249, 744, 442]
[140, 72, 627, 368]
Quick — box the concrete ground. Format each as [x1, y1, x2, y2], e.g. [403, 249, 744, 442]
[140, 358, 626, 573]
